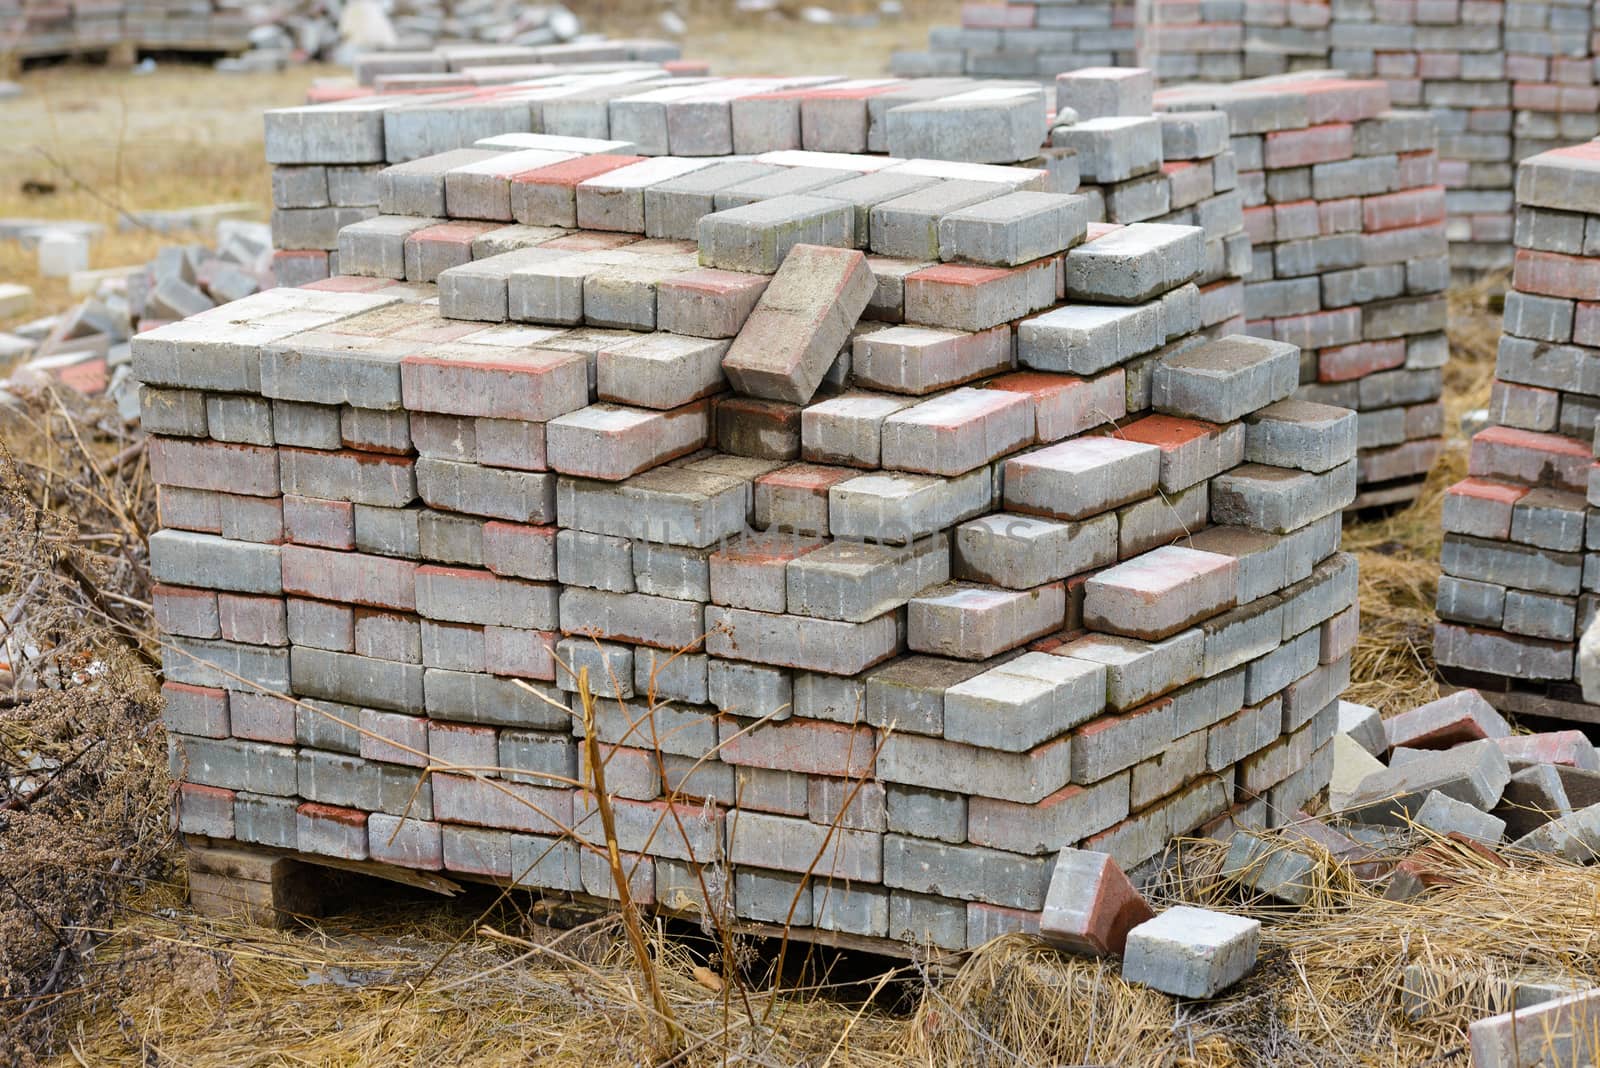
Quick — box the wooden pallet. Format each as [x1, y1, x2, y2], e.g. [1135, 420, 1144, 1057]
[183, 836, 959, 963]
[1437, 672, 1600, 728]
[186, 835, 464, 928]
[0, 39, 132, 77]
[1347, 475, 1428, 516]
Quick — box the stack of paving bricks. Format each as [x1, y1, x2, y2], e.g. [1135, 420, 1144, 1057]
[900, 8, 1600, 275]
[348, 39, 686, 90]
[1241, 0, 1329, 79]
[270, 68, 1253, 321]
[1051, 67, 1251, 332]
[143, 75, 1359, 951]
[1145, 1, 1244, 82]
[121, 0, 250, 51]
[888, 0, 1137, 79]
[266, 64, 689, 286]
[1434, 139, 1600, 718]
[1333, 0, 1516, 273]
[1156, 73, 1448, 510]
[1, 0, 126, 60]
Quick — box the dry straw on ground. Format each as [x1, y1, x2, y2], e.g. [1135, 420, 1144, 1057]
[0, 383, 167, 1065]
[45, 832, 1600, 1068]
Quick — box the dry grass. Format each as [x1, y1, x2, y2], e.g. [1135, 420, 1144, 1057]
[1, 64, 330, 332]
[0, 383, 169, 1066]
[44, 829, 1600, 1068]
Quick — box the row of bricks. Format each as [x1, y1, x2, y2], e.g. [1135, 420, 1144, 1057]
[143, 434, 1359, 556]
[1488, 381, 1600, 442]
[170, 728, 1326, 950]
[141, 340, 1298, 499]
[278, 162, 1054, 260]
[345, 42, 690, 87]
[166, 633, 1346, 831]
[150, 494, 1357, 680]
[265, 68, 694, 168]
[134, 271, 1236, 425]
[361, 144, 1052, 237]
[140, 333, 1341, 526]
[161, 620, 1351, 834]
[409, 214, 1191, 334]
[147, 519, 1357, 675]
[1438, 573, 1593, 641]
[1231, 151, 1442, 209]
[1246, 296, 1447, 356]
[1434, 620, 1579, 681]
[146, 444, 1350, 603]
[1240, 185, 1447, 241]
[157, 527, 1350, 749]
[264, 76, 1059, 169]
[150, 466, 1356, 735]
[170, 681, 1340, 870]
[160, 577, 1354, 807]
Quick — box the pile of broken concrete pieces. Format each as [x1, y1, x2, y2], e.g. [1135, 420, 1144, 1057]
[1210, 690, 1600, 916]
[1029, 686, 1600, 1048]
[0, 220, 274, 414]
[1329, 689, 1600, 871]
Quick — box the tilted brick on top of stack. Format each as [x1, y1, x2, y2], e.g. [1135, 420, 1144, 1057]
[1155, 73, 1449, 510]
[1435, 139, 1600, 713]
[139, 73, 1358, 952]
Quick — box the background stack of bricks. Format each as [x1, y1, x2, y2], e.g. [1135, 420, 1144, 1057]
[898, 4, 1600, 275]
[1157, 73, 1449, 510]
[142, 72, 1358, 951]
[1, 0, 125, 58]
[1434, 139, 1600, 716]
[1337, 0, 1516, 273]
[1052, 67, 1251, 333]
[1145, 2, 1244, 83]
[3, 0, 648, 68]
[120, 0, 250, 52]
[1241, 0, 1329, 79]
[347, 39, 688, 90]
[265, 61, 689, 286]
[889, 0, 1136, 79]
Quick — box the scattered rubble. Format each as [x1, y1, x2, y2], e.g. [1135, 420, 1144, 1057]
[2, 1, 667, 79]
[0, 217, 274, 415]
